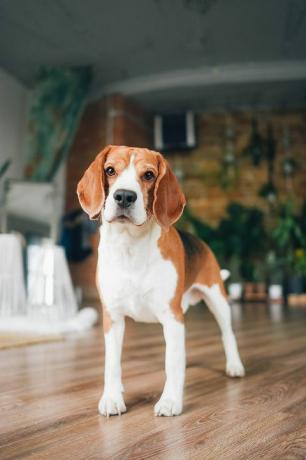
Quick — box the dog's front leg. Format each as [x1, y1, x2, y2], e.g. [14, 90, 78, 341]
[154, 314, 185, 416]
[99, 317, 126, 416]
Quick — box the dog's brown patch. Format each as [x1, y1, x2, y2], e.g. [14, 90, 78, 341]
[158, 228, 185, 322]
[177, 230, 227, 296]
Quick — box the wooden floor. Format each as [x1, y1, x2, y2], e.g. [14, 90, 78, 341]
[1, 303, 306, 459]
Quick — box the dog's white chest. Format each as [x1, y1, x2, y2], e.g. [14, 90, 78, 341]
[97, 222, 177, 323]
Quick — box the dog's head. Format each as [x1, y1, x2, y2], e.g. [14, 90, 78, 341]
[77, 145, 186, 228]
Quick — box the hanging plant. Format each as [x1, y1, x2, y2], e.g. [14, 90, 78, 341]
[220, 157, 239, 189]
[282, 157, 297, 177]
[265, 123, 277, 171]
[246, 118, 264, 166]
[259, 180, 277, 204]
[219, 120, 239, 189]
[258, 123, 278, 207]
[281, 127, 296, 191]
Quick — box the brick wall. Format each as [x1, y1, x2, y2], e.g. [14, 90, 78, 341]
[108, 94, 153, 147]
[168, 111, 306, 226]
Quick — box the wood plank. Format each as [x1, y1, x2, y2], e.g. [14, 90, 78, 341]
[0, 303, 306, 459]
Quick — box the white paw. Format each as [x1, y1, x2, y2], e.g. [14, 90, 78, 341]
[98, 392, 126, 416]
[226, 360, 245, 377]
[154, 397, 183, 416]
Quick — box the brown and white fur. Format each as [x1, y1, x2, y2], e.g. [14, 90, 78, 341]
[77, 145, 245, 417]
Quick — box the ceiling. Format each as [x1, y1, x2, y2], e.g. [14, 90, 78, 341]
[0, 0, 306, 112]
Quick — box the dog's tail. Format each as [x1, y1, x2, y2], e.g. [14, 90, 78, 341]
[220, 269, 230, 281]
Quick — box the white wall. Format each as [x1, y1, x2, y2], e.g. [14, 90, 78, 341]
[0, 68, 66, 233]
[0, 68, 28, 187]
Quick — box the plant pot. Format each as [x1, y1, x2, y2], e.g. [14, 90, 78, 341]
[243, 282, 267, 302]
[285, 275, 305, 295]
[288, 293, 306, 308]
[228, 283, 243, 300]
[268, 284, 283, 302]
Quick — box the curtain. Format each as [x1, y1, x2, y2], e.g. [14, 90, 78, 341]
[24, 66, 92, 181]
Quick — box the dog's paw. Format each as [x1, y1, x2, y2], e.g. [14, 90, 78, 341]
[98, 392, 126, 417]
[154, 397, 183, 416]
[226, 360, 245, 377]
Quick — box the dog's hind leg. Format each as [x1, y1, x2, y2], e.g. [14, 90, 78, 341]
[195, 283, 245, 377]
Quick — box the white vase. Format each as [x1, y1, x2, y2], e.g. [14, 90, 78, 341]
[268, 284, 283, 301]
[228, 283, 243, 300]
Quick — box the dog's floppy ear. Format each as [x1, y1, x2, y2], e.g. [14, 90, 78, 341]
[153, 154, 186, 228]
[77, 145, 112, 220]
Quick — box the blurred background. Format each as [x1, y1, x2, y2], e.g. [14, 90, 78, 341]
[1, 0, 306, 329]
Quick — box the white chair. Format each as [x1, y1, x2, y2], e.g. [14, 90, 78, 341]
[0, 181, 97, 333]
[1, 180, 60, 241]
[27, 242, 78, 322]
[0, 234, 26, 317]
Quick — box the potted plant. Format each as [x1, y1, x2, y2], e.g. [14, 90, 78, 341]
[290, 249, 306, 291]
[218, 203, 268, 300]
[272, 200, 306, 299]
[266, 250, 284, 302]
[226, 254, 244, 300]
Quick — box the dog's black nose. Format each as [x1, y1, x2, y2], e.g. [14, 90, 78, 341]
[114, 189, 137, 208]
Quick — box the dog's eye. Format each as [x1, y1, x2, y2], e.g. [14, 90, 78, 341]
[143, 170, 155, 181]
[105, 166, 116, 176]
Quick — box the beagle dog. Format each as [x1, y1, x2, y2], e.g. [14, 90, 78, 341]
[77, 145, 245, 417]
